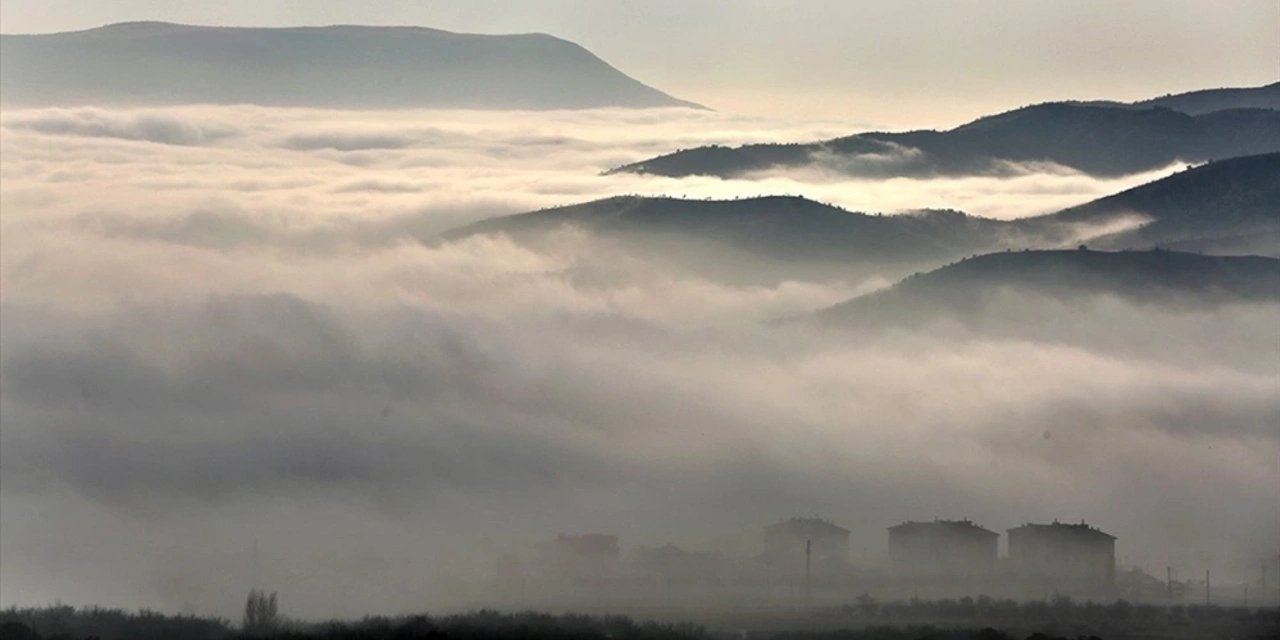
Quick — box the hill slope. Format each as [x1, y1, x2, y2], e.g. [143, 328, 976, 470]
[442, 152, 1280, 281]
[1136, 82, 1280, 115]
[610, 89, 1280, 179]
[440, 195, 1014, 282]
[1022, 153, 1280, 255]
[818, 249, 1280, 327]
[0, 22, 701, 110]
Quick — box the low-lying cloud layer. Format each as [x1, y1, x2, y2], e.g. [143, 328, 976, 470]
[0, 105, 1274, 620]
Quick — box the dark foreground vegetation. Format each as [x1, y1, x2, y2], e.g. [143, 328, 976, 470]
[815, 597, 1280, 639]
[0, 605, 229, 640]
[1, 603, 1276, 640]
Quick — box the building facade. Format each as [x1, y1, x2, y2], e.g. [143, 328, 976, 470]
[632, 543, 728, 588]
[532, 533, 623, 585]
[887, 519, 999, 590]
[763, 517, 850, 581]
[1007, 521, 1116, 596]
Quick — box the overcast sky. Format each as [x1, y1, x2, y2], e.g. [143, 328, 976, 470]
[1, 0, 1276, 126]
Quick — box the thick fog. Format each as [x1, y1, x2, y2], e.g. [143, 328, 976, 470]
[1, 105, 1276, 619]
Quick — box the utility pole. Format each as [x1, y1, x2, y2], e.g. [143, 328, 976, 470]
[1205, 569, 1210, 606]
[1166, 566, 1173, 607]
[251, 536, 260, 590]
[804, 538, 812, 601]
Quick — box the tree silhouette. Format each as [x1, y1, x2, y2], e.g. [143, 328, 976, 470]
[242, 589, 280, 635]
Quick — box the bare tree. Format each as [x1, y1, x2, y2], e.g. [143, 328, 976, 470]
[242, 588, 280, 634]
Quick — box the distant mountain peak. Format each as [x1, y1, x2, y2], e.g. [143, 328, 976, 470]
[0, 22, 704, 110]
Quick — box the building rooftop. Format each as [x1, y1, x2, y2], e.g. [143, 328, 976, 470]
[766, 517, 850, 535]
[546, 533, 621, 555]
[888, 518, 998, 537]
[1007, 520, 1116, 539]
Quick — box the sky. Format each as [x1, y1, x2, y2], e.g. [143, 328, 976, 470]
[1, 0, 1277, 125]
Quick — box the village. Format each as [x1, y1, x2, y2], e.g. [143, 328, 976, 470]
[492, 517, 1269, 609]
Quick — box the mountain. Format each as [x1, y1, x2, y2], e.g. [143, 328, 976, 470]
[817, 249, 1280, 327]
[0, 22, 701, 110]
[439, 195, 1014, 283]
[1020, 153, 1280, 256]
[441, 152, 1279, 282]
[610, 88, 1280, 179]
[1135, 82, 1280, 115]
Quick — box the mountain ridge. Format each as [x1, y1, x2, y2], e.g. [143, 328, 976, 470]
[1019, 152, 1280, 256]
[438, 152, 1278, 283]
[815, 249, 1280, 328]
[1135, 81, 1280, 114]
[441, 194, 1011, 257]
[0, 21, 703, 110]
[438, 194, 1014, 284]
[609, 85, 1280, 179]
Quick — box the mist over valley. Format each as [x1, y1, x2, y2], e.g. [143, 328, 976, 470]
[1, 7, 1278, 640]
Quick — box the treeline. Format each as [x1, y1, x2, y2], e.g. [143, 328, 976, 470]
[777, 630, 1065, 640]
[258, 611, 705, 640]
[263, 624, 1080, 640]
[821, 596, 1279, 640]
[0, 605, 231, 639]
[2, 603, 1277, 640]
[0, 608, 703, 640]
[832, 594, 1279, 626]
